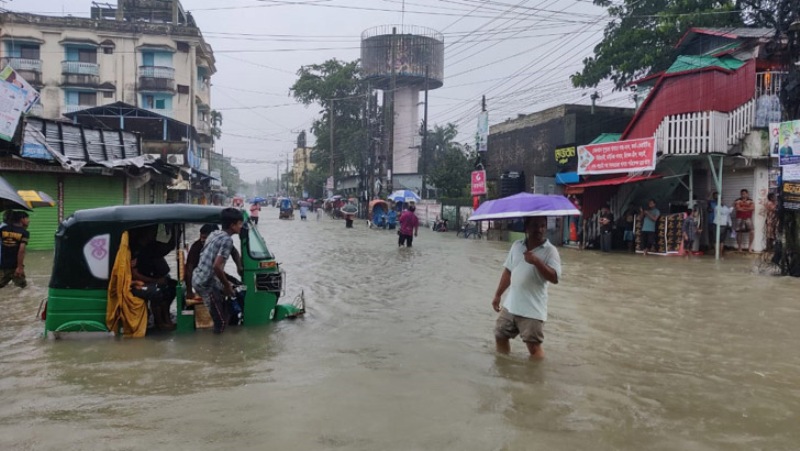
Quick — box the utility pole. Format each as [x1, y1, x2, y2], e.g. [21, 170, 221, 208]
[421, 65, 429, 199]
[329, 98, 335, 195]
[285, 153, 290, 195]
[387, 27, 397, 194]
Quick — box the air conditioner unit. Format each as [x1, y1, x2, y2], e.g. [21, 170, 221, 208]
[167, 154, 184, 165]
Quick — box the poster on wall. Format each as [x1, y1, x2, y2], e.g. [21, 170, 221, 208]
[577, 137, 656, 175]
[769, 122, 780, 156]
[0, 81, 26, 142]
[0, 66, 40, 114]
[777, 120, 800, 166]
[783, 181, 800, 210]
[475, 111, 488, 152]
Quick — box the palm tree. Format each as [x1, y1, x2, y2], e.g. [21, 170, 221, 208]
[210, 110, 223, 143]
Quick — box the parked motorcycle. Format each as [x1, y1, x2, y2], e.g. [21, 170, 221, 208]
[432, 217, 448, 232]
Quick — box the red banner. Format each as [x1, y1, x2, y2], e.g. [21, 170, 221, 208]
[471, 170, 487, 196]
[577, 137, 656, 175]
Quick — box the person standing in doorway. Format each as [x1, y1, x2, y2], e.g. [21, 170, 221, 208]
[598, 205, 614, 252]
[192, 208, 244, 334]
[640, 199, 660, 255]
[734, 189, 755, 253]
[492, 216, 561, 359]
[249, 202, 261, 225]
[0, 211, 29, 288]
[398, 205, 419, 247]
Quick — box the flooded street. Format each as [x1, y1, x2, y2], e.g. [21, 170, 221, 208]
[2, 209, 800, 450]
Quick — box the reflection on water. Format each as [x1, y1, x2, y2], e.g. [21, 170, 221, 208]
[1, 210, 800, 450]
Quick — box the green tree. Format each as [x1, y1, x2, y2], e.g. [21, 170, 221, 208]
[425, 124, 473, 197]
[571, 0, 744, 90]
[210, 110, 223, 143]
[290, 59, 369, 179]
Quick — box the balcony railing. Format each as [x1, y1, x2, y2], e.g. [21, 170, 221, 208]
[654, 99, 755, 155]
[1, 57, 42, 72]
[755, 71, 785, 128]
[62, 60, 99, 76]
[139, 66, 175, 79]
[63, 104, 97, 114]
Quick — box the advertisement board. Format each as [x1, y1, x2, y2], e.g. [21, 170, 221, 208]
[555, 143, 577, 173]
[476, 111, 488, 152]
[783, 181, 800, 210]
[577, 137, 656, 175]
[471, 170, 487, 196]
[776, 120, 800, 166]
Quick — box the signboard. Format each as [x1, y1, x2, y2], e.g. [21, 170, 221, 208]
[776, 120, 800, 166]
[554, 143, 577, 172]
[326, 176, 334, 190]
[783, 181, 800, 210]
[769, 122, 780, 157]
[0, 66, 40, 114]
[783, 164, 800, 182]
[0, 81, 26, 142]
[577, 137, 656, 175]
[471, 170, 487, 196]
[476, 111, 488, 152]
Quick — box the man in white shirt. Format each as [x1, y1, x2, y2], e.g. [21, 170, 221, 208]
[713, 199, 733, 256]
[491, 216, 561, 359]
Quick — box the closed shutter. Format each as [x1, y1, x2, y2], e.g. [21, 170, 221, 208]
[721, 168, 754, 247]
[1, 172, 60, 251]
[63, 175, 124, 218]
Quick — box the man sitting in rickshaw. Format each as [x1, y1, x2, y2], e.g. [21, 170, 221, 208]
[129, 225, 177, 331]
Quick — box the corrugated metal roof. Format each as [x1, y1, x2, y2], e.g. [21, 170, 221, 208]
[666, 55, 745, 74]
[589, 133, 621, 144]
[692, 27, 774, 39]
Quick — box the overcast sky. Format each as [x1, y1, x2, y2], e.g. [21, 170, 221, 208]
[13, 0, 632, 183]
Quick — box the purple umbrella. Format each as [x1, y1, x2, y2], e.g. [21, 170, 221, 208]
[469, 193, 580, 221]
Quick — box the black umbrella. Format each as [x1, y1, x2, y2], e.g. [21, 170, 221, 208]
[0, 176, 32, 212]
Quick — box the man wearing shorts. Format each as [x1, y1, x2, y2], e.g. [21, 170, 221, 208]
[491, 216, 561, 359]
[639, 199, 660, 255]
[734, 189, 755, 252]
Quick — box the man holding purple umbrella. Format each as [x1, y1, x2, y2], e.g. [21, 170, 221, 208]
[491, 216, 561, 359]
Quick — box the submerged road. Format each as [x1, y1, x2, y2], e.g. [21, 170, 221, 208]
[2, 208, 799, 450]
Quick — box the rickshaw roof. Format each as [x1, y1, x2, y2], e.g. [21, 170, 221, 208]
[63, 204, 226, 229]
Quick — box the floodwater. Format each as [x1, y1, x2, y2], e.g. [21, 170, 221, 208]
[2, 209, 800, 451]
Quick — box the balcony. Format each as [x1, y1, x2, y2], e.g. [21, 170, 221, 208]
[654, 99, 755, 155]
[139, 66, 175, 92]
[196, 120, 211, 135]
[61, 61, 99, 87]
[1, 57, 43, 86]
[755, 71, 785, 128]
[62, 104, 97, 115]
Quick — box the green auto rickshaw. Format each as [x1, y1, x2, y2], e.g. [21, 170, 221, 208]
[44, 204, 303, 337]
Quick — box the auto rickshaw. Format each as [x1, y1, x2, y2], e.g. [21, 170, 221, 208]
[278, 198, 294, 219]
[44, 205, 304, 337]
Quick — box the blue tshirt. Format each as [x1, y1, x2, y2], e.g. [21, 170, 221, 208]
[642, 208, 660, 232]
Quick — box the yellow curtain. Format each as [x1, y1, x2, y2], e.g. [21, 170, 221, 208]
[106, 231, 148, 338]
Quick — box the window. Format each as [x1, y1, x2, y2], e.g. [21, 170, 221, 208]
[177, 84, 189, 94]
[103, 47, 113, 55]
[65, 47, 97, 63]
[155, 99, 165, 109]
[103, 91, 113, 99]
[19, 44, 40, 60]
[143, 94, 154, 108]
[142, 52, 155, 67]
[78, 92, 97, 106]
[176, 41, 190, 53]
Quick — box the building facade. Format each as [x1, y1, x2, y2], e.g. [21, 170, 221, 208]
[0, 0, 216, 158]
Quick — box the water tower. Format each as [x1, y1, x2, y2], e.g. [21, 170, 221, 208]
[361, 25, 444, 177]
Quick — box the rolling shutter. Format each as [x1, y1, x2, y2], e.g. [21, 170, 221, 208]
[63, 175, 124, 218]
[1, 172, 60, 251]
[721, 168, 754, 247]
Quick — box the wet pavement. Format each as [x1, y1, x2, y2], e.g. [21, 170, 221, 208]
[1, 208, 799, 450]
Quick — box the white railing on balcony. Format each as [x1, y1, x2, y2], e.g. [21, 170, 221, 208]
[2, 57, 42, 72]
[756, 71, 786, 97]
[755, 71, 785, 128]
[62, 60, 99, 76]
[654, 99, 755, 155]
[63, 104, 96, 114]
[139, 65, 175, 79]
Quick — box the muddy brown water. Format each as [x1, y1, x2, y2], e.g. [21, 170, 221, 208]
[1, 210, 799, 450]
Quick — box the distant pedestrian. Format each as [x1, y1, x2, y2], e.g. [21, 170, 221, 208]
[492, 216, 561, 359]
[682, 209, 698, 258]
[712, 197, 733, 256]
[316, 208, 321, 221]
[0, 211, 30, 288]
[398, 205, 419, 247]
[249, 202, 261, 225]
[598, 205, 613, 252]
[640, 199, 660, 255]
[623, 208, 635, 252]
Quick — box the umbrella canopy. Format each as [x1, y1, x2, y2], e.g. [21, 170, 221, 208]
[251, 196, 266, 204]
[17, 190, 56, 208]
[341, 204, 358, 214]
[469, 193, 580, 221]
[368, 199, 389, 213]
[298, 200, 311, 207]
[0, 177, 32, 211]
[388, 190, 421, 203]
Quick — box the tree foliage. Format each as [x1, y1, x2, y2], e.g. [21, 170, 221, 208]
[572, 0, 745, 90]
[424, 123, 474, 197]
[290, 59, 369, 179]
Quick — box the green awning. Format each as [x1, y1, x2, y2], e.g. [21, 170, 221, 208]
[666, 55, 744, 74]
[589, 133, 621, 144]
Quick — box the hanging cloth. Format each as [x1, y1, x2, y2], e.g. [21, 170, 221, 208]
[106, 231, 148, 338]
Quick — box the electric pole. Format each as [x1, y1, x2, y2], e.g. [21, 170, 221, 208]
[421, 65, 429, 199]
[329, 98, 335, 196]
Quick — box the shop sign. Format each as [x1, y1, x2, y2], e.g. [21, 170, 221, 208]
[577, 137, 656, 175]
[476, 111, 488, 152]
[555, 143, 577, 172]
[783, 181, 800, 210]
[783, 164, 800, 182]
[471, 170, 486, 196]
[776, 120, 800, 166]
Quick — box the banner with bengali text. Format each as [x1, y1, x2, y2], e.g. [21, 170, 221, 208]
[577, 137, 656, 175]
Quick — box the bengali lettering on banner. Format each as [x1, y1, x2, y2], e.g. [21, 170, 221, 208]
[471, 170, 487, 196]
[783, 181, 800, 210]
[577, 137, 656, 175]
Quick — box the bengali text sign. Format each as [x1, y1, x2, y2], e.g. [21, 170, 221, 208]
[577, 137, 656, 175]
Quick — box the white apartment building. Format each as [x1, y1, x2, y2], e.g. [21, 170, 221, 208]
[0, 0, 215, 154]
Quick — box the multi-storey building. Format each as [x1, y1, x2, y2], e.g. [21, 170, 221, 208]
[0, 0, 215, 158]
[291, 131, 315, 197]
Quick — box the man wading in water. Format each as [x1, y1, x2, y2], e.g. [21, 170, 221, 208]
[491, 216, 561, 359]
